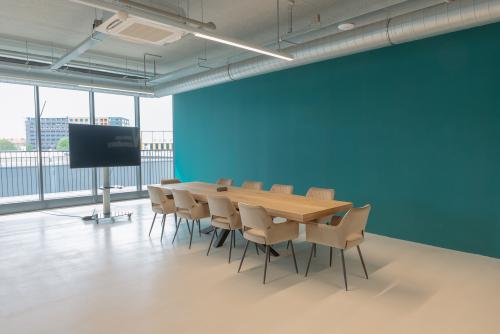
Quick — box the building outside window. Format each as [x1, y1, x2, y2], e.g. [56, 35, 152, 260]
[94, 93, 137, 193]
[140, 96, 173, 190]
[38, 87, 92, 199]
[0, 83, 39, 204]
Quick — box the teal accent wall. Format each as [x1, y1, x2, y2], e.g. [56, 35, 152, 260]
[173, 23, 500, 258]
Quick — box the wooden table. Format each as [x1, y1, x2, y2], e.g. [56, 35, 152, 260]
[159, 182, 352, 254]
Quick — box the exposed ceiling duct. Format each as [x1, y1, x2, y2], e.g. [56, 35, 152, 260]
[154, 0, 500, 97]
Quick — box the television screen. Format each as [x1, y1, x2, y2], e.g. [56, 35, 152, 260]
[69, 124, 141, 168]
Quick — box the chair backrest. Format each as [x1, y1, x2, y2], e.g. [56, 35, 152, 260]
[160, 178, 181, 185]
[147, 185, 174, 212]
[216, 178, 233, 186]
[306, 187, 335, 200]
[270, 184, 294, 194]
[207, 195, 237, 218]
[238, 202, 272, 231]
[241, 181, 263, 190]
[337, 204, 372, 237]
[171, 189, 197, 210]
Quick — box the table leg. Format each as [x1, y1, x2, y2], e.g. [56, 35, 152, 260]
[215, 229, 230, 247]
[200, 226, 214, 234]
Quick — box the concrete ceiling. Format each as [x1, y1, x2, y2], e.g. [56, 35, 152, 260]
[0, 0, 409, 74]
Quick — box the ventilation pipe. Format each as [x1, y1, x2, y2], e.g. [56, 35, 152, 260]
[154, 0, 500, 97]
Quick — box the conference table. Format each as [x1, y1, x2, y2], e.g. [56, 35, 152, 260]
[158, 182, 352, 255]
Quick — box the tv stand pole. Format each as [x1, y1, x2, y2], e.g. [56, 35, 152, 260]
[102, 167, 111, 216]
[93, 167, 132, 224]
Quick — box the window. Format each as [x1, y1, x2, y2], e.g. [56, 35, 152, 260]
[0, 81, 175, 212]
[38, 87, 92, 199]
[94, 93, 137, 193]
[0, 83, 39, 203]
[139, 96, 173, 189]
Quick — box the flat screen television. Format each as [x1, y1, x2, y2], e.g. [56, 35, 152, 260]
[69, 124, 141, 168]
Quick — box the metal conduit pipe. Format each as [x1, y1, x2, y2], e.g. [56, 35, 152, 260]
[0, 62, 153, 96]
[154, 0, 500, 97]
[149, 0, 444, 86]
[0, 48, 154, 79]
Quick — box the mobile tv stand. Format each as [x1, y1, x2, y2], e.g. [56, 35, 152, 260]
[93, 167, 132, 224]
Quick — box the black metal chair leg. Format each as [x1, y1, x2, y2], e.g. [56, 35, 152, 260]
[214, 229, 218, 238]
[148, 212, 157, 237]
[172, 217, 181, 244]
[207, 227, 216, 256]
[263, 245, 270, 284]
[185, 218, 192, 234]
[197, 219, 201, 237]
[255, 243, 259, 255]
[188, 220, 195, 249]
[238, 240, 250, 273]
[228, 230, 234, 263]
[341, 249, 348, 291]
[329, 247, 333, 267]
[286, 240, 291, 249]
[357, 245, 368, 279]
[160, 214, 166, 240]
[305, 243, 315, 277]
[313, 243, 317, 257]
[289, 240, 299, 274]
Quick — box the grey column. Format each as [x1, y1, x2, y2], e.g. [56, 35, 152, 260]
[134, 96, 142, 191]
[89, 91, 98, 202]
[34, 86, 44, 201]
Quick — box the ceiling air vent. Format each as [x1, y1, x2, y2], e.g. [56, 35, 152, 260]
[95, 12, 186, 45]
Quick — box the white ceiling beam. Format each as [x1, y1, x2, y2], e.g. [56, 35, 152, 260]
[50, 31, 107, 70]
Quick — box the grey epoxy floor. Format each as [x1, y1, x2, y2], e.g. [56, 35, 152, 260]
[1, 199, 499, 334]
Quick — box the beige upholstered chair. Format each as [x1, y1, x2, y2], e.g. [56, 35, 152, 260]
[305, 204, 371, 290]
[216, 178, 233, 186]
[171, 189, 210, 249]
[306, 187, 335, 200]
[160, 178, 181, 185]
[238, 203, 299, 284]
[241, 181, 263, 190]
[306, 188, 336, 224]
[147, 185, 177, 241]
[286, 187, 336, 250]
[206, 195, 242, 263]
[269, 184, 294, 194]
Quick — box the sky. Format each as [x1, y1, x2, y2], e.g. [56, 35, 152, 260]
[0, 83, 173, 140]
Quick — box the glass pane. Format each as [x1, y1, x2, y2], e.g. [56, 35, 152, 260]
[38, 87, 92, 199]
[0, 83, 39, 204]
[139, 96, 173, 189]
[94, 93, 137, 193]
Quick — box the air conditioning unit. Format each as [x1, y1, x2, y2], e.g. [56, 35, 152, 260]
[95, 12, 187, 45]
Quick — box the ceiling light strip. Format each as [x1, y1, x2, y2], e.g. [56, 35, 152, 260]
[193, 33, 294, 61]
[78, 84, 154, 95]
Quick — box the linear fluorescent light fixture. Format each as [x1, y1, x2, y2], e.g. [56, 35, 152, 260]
[78, 84, 154, 95]
[193, 33, 294, 61]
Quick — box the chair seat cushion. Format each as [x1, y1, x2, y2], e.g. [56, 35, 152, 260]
[177, 203, 210, 220]
[243, 228, 266, 245]
[244, 222, 299, 245]
[306, 223, 364, 249]
[211, 216, 242, 230]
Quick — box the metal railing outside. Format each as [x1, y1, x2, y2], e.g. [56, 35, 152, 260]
[0, 149, 173, 203]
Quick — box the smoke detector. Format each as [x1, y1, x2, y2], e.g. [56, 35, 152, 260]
[95, 11, 187, 45]
[338, 22, 355, 31]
